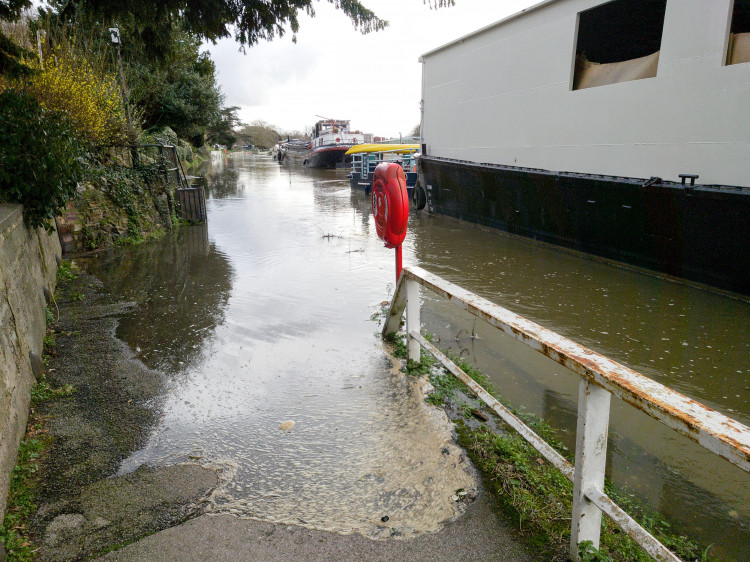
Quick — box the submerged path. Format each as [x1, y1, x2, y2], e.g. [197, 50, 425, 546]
[28, 154, 536, 559]
[34, 153, 748, 558]
[102, 499, 532, 561]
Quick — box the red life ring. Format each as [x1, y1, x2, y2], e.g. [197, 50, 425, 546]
[372, 162, 408, 249]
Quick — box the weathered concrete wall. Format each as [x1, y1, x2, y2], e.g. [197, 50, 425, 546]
[0, 204, 61, 519]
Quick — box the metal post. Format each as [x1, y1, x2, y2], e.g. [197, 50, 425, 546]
[405, 277, 420, 362]
[109, 26, 137, 165]
[570, 379, 611, 559]
[36, 30, 44, 69]
[395, 244, 403, 281]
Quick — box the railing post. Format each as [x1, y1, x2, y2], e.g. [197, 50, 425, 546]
[570, 379, 611, 559]
[406, 277, 420, 362]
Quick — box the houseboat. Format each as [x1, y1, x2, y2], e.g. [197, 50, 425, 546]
[416, 0, 750, 295]
[279, 119, 363, 168]
[346, 144, 420, 192]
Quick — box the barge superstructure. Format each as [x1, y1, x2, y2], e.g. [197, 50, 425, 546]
[417, 0, 750, 295]
[279, 118, 363, 168]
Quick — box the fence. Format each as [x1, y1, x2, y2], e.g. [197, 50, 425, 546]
[383, 265, 750, 561]
[135, 144, 206, 223]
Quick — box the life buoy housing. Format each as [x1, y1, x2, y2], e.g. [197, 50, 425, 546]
[372, 162, 408, 249]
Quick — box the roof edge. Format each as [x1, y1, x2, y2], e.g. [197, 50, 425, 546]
[419, 0, 561, 61]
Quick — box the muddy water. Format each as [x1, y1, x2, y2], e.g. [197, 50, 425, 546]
[410, 219, 750, 559]
[88, 153, 749, 557]
[87, 154, 476, 539]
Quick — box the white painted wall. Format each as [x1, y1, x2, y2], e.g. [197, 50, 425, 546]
[421, 0, 750, 187]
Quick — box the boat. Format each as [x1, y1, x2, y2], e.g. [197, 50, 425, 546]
[278, 119, 364, 168]
[346, 144, 420, 193]
[276, 139, 309, 163]
[416, 0, 750, 295]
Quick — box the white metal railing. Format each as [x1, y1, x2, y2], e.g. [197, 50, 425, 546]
[383, 266, 750, 561]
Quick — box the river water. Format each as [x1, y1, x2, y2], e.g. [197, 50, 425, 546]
[86, 153, 748, 558]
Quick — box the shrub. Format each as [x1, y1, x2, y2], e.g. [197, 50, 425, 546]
[0, 89, 88, 230]
[22, 44, 128, 146]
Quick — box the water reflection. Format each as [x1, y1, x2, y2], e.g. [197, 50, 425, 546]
[408, 214, 750, 559]
[205, 165, 239, 199]
[103, 155, 479, 538]
[86, 154, 749, 556]
[86, 224, 233, 375]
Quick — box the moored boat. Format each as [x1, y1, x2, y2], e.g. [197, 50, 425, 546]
[279, 119, 364, 168]
[346, 144, 420, 193]
[417, 0, 750, 295]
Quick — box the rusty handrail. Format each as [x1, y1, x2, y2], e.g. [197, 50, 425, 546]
[384, 266, 750, 471]
[383, 265, 750, 561]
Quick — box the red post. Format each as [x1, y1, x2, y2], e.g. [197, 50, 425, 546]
[396, 244, 403, 281]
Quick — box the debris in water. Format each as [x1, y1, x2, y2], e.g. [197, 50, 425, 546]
[381, 515, 389, 522]
[279, 421, 295, 431]
[451, 495, 460, 502]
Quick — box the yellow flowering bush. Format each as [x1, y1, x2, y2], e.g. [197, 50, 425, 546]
[20, 45, 128, 146]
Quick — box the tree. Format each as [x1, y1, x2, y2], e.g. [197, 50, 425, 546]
[207, 106, 242, 147]
[237, 121, 282, 150]
[114, 24, 225, 144]
[0, 90, 87, 229]
[51, 0, 455, 53]
[0, 0, 33, 77]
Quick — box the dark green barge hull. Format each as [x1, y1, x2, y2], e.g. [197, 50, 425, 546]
[418, 155, 750, 296]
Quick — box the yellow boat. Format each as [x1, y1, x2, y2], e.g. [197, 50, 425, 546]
[345, 144, 420, 156]
[347, 144, 419, 192]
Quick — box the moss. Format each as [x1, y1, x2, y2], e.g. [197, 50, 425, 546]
[71, 161, 177, 252]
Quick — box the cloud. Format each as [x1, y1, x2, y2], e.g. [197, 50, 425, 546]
[208, 0, 536, 136]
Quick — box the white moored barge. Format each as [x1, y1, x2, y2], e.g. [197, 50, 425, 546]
[417, 0, 750, 295]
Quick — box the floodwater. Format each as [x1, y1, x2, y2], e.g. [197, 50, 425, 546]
[87, 153, 748, 558]
[86, 154, 477, 539]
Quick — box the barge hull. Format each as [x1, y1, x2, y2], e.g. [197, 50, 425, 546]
[306, 146, 352, 168]
[419, 155, 750, 295]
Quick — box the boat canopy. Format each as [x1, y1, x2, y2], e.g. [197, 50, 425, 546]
[345, 144, 420, 155]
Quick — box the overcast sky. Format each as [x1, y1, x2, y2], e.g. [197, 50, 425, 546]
[207, 0, 538, 138]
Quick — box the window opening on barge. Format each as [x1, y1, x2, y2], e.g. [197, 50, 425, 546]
[572, 0, 667, 90]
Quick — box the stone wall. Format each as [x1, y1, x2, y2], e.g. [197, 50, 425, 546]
[55, 180, 172, 255]
[0, 205, 61, 519]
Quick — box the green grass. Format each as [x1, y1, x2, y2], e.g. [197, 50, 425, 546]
[1, 437, 47, 561]
[56, 260, 79, 282]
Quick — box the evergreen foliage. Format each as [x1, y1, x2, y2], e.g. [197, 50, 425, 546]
[207, 106, 242, 147]
[0, 90, 87, 230]
[124, 27, 223, 144]
[52, 0, 394, 49]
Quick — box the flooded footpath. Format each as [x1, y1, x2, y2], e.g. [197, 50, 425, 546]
[46, 153, 748, 559]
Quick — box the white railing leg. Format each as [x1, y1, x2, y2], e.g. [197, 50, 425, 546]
[570, 379, 611, 559]
[406, 278, 420, 362]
